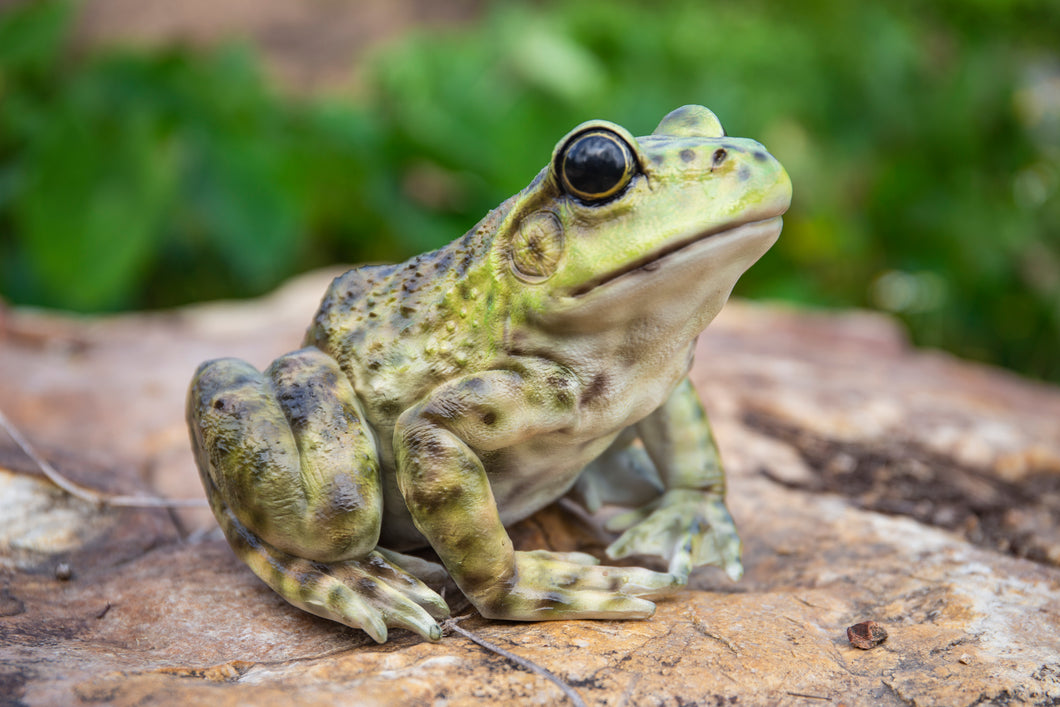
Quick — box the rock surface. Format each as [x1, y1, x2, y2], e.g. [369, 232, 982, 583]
[2, 269, 1059, 707]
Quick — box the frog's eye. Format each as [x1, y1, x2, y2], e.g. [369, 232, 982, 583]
[558, 129, 637, 203]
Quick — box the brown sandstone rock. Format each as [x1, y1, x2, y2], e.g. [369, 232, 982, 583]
[2, 269, 1059, 706]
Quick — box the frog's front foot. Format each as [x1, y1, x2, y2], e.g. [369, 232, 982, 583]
[473, 549, 681, 622]
[604, 488, 743, 583]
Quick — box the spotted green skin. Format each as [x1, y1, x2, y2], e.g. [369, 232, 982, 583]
[187, 105, 792, 643]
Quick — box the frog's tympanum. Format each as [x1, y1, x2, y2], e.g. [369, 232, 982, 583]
[188, 105, 792, 643]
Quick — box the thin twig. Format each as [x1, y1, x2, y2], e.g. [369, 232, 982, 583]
[786, 691, 831, 701]
[0, 406, 207, 509]
[444, 616, 587, 707]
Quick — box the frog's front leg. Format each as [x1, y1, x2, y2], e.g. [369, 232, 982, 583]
[605, 377, 743, 583]
[394, 368, 679, 622]
[187, 348, 449, 643]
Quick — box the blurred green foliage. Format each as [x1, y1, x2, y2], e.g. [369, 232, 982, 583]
[1, 0, 1058, 381]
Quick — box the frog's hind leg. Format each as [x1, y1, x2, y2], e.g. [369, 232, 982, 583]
[204, 494, 447, 642]
[187, 348, 449, 642]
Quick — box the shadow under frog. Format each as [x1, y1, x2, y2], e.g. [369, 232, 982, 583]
[187, 105, 792, 643]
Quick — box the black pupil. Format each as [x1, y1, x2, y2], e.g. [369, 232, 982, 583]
[563, 133, 628, 197]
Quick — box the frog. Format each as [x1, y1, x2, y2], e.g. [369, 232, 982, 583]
[187, 105, 792, 643]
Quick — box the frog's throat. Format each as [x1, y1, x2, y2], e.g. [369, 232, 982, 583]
[569, 216, 783, 297]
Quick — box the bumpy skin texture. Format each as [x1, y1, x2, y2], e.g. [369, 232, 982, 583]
[187, 105, 792, 643]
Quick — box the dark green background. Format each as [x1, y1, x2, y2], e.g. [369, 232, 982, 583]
[1, 1, 1057, 381]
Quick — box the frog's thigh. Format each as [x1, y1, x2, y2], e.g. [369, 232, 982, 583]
[188, 347, 382, 562]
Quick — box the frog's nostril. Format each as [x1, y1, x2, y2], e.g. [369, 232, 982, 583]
[712, 149, 727, 167]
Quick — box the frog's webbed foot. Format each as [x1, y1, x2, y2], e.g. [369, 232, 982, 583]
[232, 520, 450, 643]
[320, 551, 451, 642]
[604, 488, 743, 583]
[477, 549, 681, 622]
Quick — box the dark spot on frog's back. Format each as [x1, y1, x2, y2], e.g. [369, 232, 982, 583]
[753, 151, 768, 162]
[434, 249, 454, 272]
[456, 250, 475, 277]
[580, 372, 609, 406]
[330, 269, 369, 303]
[340, 328, 368, 352]
[679, 149, 695, 163]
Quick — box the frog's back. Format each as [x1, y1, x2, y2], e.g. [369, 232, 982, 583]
[304, 219, 508, 433]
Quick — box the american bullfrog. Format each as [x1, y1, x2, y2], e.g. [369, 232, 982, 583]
[187, 105, 792, 643]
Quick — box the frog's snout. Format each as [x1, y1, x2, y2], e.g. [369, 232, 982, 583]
[724, 139, 792, 215]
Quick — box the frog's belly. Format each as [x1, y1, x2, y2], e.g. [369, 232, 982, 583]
[487, 431, 619, 526]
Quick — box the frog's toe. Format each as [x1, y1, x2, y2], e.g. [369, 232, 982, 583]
[490, 585, 658, 622]
[300, 575, 391, 643]
[261, 549, 449, 643]
[333, 552, 451, 622]
[376, 547, 449, 588]
[540, 591, 658, 621]
[664, 519, 742, 583]
[606, 522, 667, 560]
[604, 564, 684, 599]
[522, 549, 601, 566]
[308, 574, 443, 643]
[603, 503, 654, 534]
[361, 583, 446, 642]
[321, 573, 446, 643]
[605, 489, 743, 583]
[328, 552, 451, 641]
[552, 560, 681, 599]
[478, 551, 681, 622]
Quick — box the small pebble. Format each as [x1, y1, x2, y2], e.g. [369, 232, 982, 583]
[55, 562, 73, 581]
[846, 620, 887, 649]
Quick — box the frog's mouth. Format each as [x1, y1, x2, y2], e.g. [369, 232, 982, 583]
[569, 216, 783, 297]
